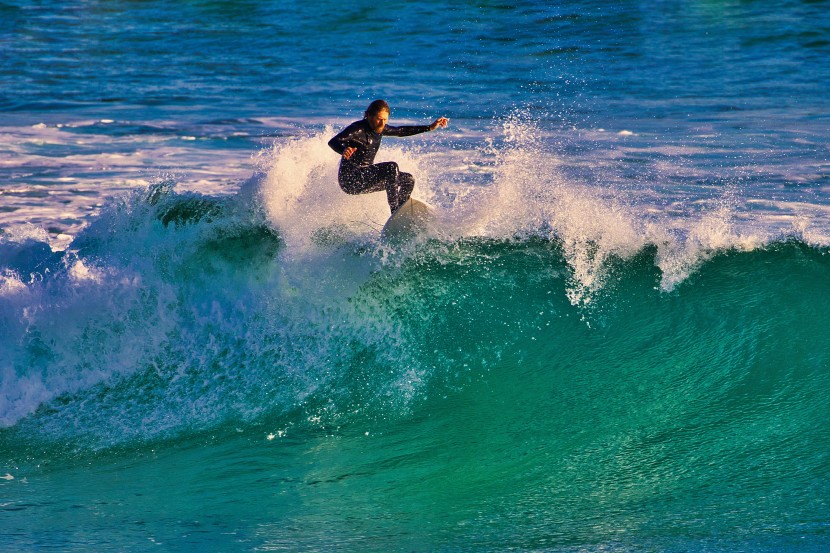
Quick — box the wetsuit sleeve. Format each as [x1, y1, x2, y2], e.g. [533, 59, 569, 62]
[383, 125, 431, 137]
[328, 121, 364, 155]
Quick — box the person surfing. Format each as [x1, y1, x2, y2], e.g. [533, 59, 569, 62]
[328, 99, 448, 213]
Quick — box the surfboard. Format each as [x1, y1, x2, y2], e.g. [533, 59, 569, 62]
[381, 198, 436, 243]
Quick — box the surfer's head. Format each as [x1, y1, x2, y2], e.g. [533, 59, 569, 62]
[365, 99, 390, 133]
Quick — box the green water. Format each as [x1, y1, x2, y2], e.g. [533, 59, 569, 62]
[3, 237, 830, 551]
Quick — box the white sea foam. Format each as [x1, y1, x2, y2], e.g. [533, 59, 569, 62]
[251, 114, 830, 301]
[0, 178, 426, 438]
[0, 120, 256, 245]
[0, 271, 27, 296]
[2, 113, 830, 433]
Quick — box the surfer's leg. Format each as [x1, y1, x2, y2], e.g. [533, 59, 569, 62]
[395, 172, 415, 211]
[339, 162, 402, 213]
[370, 162, 415, 213]
[339, 165, 386, 195]
[370, 162, 402, 212]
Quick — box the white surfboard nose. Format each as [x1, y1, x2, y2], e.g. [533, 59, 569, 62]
[381, 198, 437, 244]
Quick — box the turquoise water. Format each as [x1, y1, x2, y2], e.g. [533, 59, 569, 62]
[3, 1, 830, 551]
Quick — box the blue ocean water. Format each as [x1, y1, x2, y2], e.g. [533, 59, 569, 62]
[2, 1, 830, 551]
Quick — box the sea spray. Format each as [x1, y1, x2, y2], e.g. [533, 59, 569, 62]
[258, 124, 436, 257]
[440, 111, 646, 303]
[0, 180, 433, 448]
[4, 116, 826, 447]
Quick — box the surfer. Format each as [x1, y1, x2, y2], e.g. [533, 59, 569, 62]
[328, 99, 448, 213]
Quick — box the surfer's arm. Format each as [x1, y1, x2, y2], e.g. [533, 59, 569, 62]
[328, 121, 363, 156]
[383, 124, 432, 137]
[385, 117, 448, 137]
[429, 117, 449, 131]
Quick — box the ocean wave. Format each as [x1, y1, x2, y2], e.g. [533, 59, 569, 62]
[2, 117, 830, 450]
[2, 183, 828, 452]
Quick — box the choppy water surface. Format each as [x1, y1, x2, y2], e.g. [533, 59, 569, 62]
[2, 1, 830, 551]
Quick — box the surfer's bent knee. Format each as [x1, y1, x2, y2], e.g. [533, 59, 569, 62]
[338, 175, 362, 195]
[379, 161, 399, 181]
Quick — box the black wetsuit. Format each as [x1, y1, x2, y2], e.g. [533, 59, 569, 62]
[328, 119, 431, 213]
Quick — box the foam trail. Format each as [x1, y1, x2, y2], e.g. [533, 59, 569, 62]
[447, 113, 648, 304]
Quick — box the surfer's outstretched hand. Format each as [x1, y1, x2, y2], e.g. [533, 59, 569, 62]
[429, 117, 449, 131]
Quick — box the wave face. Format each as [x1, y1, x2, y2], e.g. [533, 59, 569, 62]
[2, 160, 830, 550]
